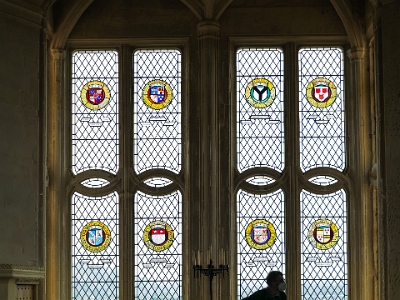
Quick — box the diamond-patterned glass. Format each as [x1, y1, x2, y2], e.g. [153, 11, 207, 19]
[236, 48, 284, 173]
[72, 51, 119, 175]
[72, 192, 119, 300]
[237, 190, 285, 299]
[299, 48, 345, 172]
[301, 190, 347, 300]
[133, 50, 182, 174]
[134, 191, 182, 300]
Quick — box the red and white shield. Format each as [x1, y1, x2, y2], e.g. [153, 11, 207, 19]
[253, 224, 269, 244]
[150, 227, 167, 245]
[316, 228, 325, 243]
[313, 85, 330, 102]
[86, 88, 105, 105]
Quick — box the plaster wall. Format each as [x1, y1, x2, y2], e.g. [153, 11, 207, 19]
[68, 0, 346, 40]
[0, 12, 42, 267]
[380, 2, 400, 299]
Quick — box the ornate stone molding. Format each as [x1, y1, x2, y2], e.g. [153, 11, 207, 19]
[180, 0, 233, 20]
[51, 0, 94, 49]
[197, 20, 220, 39]
[330, 0, 366, 48]
[347, 46, 365, 62]
[0, 264, 44, 271]
[0, 0, 44, 27]
[0, 264, 45, 282]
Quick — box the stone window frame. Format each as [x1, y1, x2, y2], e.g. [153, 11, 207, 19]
[46, 34, 374, 300]
[228, 37, 356, 300]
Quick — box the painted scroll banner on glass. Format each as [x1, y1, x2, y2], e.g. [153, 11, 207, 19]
[72, 50, 119, 175]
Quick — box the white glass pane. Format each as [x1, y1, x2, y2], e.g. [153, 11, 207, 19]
[71, 192, 119, 300]
[237, 190, 285, 299]
[299, 48, 345, 172]
[245, 176, 276, 185]
[81, 178, 110, 188]
[134, 191, 182, 299]
[143, 177, 173, 188]
[301, 190, 347, 300]
[133, 50, 182, 174]
[236, 48, 285, 173]
[309, 176, 338, 186]
[72, 50, 119, 175]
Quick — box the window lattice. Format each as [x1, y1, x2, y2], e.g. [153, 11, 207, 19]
[237, 190, 285, 299]
[236, 48, 285, 173]
[299, 48, 345, 172]
[134, 191, 182, 300]
[301, 190, 347, 300]
[133, 49, 182, 174]
[72, 50, 119, 175]
[71, 192, 119, 300]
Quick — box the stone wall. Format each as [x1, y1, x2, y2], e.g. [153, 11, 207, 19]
[0, 5, 44, 270]
[378, 1, 400, 299]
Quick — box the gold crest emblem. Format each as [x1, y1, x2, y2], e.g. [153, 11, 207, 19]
[142, 79, 173, 110]
[308, 219, 339, 250]
[80, 80, 111, 110]
[143, 221, 174, 252]
[245, 78, 276, 108]
[306, 78, 337, 108]
[80, 221, 111, 253]
[245, 219, 277, 250]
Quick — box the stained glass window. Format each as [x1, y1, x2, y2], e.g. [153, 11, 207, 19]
[134, 191, 182, 300]
[72, 192, 119, 300]
[72, 50, 119, 175]
[237, 190, 285, 299]
[300, 190, 347, 300]
[236, 48, 285, 298]
[71, 50, 120, 300]
[236, 48, 284, 173]
[299, 47, 347, 300]
[71, 48, 183, 299]
[299, 47, 345, 172]
[133, 49, 183, 300]
[236, 46, 348, 300]
[133, 49, 182, 174]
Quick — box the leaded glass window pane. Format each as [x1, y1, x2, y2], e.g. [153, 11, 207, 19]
[72, 192, 119, 300]
[134, 191, 182, 300]
[72, 50, 119, 175]
[299, 47, 345, 172]
[237, 190, 285, 299]
[133, 49, 182, 174]
[301, 190, 347, 300]
[236, 48, 285, 173]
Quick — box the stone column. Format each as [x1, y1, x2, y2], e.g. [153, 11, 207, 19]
[197, 20, 222, 300]
[46, 48, 65, 300]
[347, 46, 377, 300]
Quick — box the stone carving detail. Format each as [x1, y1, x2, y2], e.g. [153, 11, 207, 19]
[0, 264, 44, 271]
